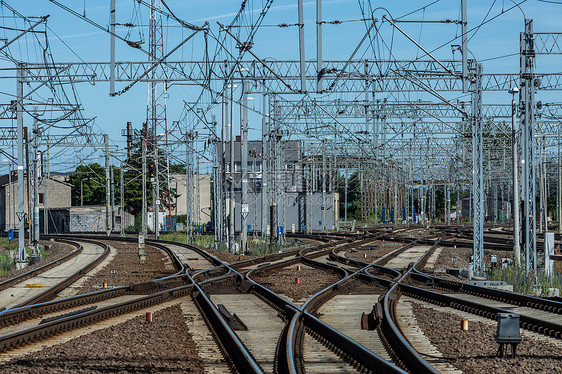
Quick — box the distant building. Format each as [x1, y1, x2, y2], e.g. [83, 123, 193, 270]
[42, 205, 134, 233]
[215, 139, 340, 232]
[0, 172, 71, 232]
[167, 173, 211, 225]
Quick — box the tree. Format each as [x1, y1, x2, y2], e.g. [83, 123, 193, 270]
[122, 128, 185, 218]
[68, 164, 106, 206]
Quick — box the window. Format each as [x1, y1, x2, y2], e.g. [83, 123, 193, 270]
[39, 193, 44, 204]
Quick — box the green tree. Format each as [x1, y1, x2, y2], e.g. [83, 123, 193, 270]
[68, 163, 106, 206]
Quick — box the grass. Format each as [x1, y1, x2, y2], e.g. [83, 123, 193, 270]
[157, 231, 302, 255]
[489, 265, 562, 297]
[0, 252, 13, 276]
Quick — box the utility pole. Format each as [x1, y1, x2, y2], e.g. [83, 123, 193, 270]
[105, 134, 111, 236]
[316, 0, 322, 92]
[221, 80, 227, 245]
[229, 81, 235, 253]
[322, 139, 327, 231]
[7, 162, 11, 231]
[153, 144, 160, 239]
[261, 81, 268, 240]
[240, 80, 248, 253]
[461, 0, 468, 93]
[471, 61, 484, 274]
[111, 167, 115, 232]
[43, 144, 49, 234]
[558, 121, 561, 234]
[186, 133, 192, 243]
[142, 131, 147, 235]
[109, 0, 116, 95]
[298, 0, 306, 93]
[31, 114, 40, 264]
[120, 162, 125, 236]
[16, 63, 26, 269]
[520, 19, 536, 273]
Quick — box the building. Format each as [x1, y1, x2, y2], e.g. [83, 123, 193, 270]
[41, 205, 134, 233]
[0, 172, 71, 232]
[167, 173, 211, 225]
[215, 139, 340, 233]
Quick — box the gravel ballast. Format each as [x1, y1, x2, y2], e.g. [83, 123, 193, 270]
[0, 304, 205, 373]
[344, 240, 405, 262]
[252, 263, 340, 302]
[75, 240, 176, 294]
[411, 302, 562, 373]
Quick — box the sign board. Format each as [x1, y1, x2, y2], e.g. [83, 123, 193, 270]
[156, 199, 161, 205]
[199, 225, 203, 234]
[241, 204, 249, 219]
[278, 226, 284, 236]
[16, 212, 25, 221]
[291, 223, 295, 233]
[8, 229, 13, 241]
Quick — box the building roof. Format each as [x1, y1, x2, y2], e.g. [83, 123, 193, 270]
[0, 173, 72, 188]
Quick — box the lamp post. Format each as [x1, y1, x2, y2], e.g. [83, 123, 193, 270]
[510, 86, 521, 266]
[3, 159, 12, 231]
[80, 177, 90, 206]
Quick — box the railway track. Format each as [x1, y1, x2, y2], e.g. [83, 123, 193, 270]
[0, 226, 560, 373]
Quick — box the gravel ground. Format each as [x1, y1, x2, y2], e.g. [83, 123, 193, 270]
[0, 304, 205, 373]
[412, 302, 562, 373]
[0, 240, 75, 282]
[432, 246, 512, 269]
[204, 238, 317, 264]
[344, 240, 405, 262]
[252, 264, 341, 302]
[75, 241, 176, 294]
[204, 248, 259, 264]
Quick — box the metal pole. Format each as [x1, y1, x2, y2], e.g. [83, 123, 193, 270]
[109, 0, 116, 95]
[322, 140, 326, 231]
[221, 82, 227, 244]
[31, 115, 40, 262]
[43, 145, 49, 234]
[344, 160, 348, 224]
[316, 0, 322, 92]
[153, 142, 160, 239]
[261, 81, 268, 240]
[16, 63, 26, 268]
[229, 81, 235, 252]
[105, 134, 111, 236]
[111, 166, 115, 232]
[541, 135, 548, 234]
[471, 62, 484, 273]
[461, 0, 468, 93]
[558, 123, 561, 234]
[7, 163, 11, 231]
[142, 133, 147, 235]
[186, 134, 192, 243]
[298, 0, 306, 93]
[240, 80, 248, 253]
[120, 163, 125, 236]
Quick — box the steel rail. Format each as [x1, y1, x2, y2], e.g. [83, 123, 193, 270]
[0, 239, 83, 293]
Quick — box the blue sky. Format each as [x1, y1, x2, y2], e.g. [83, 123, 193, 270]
[0, 0, 560, 173]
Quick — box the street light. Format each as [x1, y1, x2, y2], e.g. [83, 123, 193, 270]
[3, 159, 12, 230]
[509, 86, 521, 266]
[80, 177, 90, 206]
